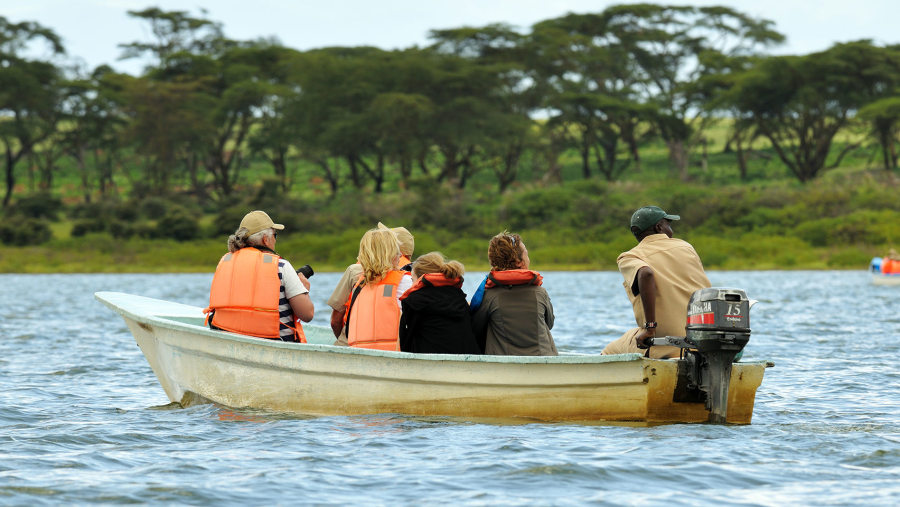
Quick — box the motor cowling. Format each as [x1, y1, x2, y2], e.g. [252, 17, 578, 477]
[685, 287, 751, 358]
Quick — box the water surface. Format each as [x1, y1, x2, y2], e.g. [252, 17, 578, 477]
[1, 271, 897, 505]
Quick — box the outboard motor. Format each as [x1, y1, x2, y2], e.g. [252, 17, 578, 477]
[651, 288, 752, 423]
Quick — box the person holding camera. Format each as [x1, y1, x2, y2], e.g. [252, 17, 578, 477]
[205, 210, 314, 343]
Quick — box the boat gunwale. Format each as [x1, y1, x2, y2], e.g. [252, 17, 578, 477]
[94, 291, 770, 368]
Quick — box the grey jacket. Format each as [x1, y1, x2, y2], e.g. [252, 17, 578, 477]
[471, 283, 557, 356]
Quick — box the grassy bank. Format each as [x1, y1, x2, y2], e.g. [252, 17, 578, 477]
[2, 125, 899, 273]
[3, 174, 897, 273]
[0, 228, 885, 274]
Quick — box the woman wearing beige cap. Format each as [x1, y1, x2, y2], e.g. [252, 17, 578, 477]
[204, 210, 314, 342]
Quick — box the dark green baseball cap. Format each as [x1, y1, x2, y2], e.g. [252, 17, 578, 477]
[630, 206, 680, 233]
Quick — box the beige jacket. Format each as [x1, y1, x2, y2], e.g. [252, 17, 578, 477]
[603, 234, 710, 358]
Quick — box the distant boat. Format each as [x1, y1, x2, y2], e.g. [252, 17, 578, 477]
[869, 257, 900, 286]
[96, 291, 770, 425]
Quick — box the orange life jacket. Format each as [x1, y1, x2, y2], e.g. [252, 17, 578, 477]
[883, 258, 898, 274]
[345, 270, 405, 351]
[204, 248, 305, 343]
[485, 269, 543, 288]
[399, 254, 412, 272]
[400, 272, 463, 300]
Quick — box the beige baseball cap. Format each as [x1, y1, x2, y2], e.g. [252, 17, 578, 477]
[377, 222, 414, 256]
[240, 210, 284, 236]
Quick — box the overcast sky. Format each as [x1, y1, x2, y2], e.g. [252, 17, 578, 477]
[6, 0, 898, 74]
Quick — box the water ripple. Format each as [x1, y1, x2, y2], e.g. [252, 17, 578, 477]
[0, 272, 898, 505]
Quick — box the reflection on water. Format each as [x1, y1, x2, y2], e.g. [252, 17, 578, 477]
[0, 271, 898, 505]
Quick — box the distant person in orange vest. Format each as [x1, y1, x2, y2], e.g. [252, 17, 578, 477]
[343, 227, 413, 351]
[399, 252, 481, 354]
[882, 248, 900, 274]
[471, 231, 557, 356]
[205, 210, 314, 342]
[327, 222, 415, 345]
[602, 206, 710, 359]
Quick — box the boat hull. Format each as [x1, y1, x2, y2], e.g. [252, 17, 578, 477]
[97, 292, 768, 424]
[871, 274, 900, 286]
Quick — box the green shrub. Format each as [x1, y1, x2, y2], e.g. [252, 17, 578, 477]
[113, 202, 140, 222]
[498, 185, 573, 229]
[70, 218, 107, 237]
[140, 197, 172, 218]
[70, 201, 111, 220]
[109, 220, 136, 239]
[155, 207, 200, 241]
[0, 215, 53, 245]
[794, 210, 900, 247]
[211, 205, 250, 237]
[402, 181, 479, 234]
[12, 192, 63, 220]
[826, 248, 872, 268]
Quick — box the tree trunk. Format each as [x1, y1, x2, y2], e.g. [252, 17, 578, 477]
[75, 146, 91, 203]
[399, 156, 412, 182]
[457, 146, 476, 189]
[700, 137, 708, 173]
[667, 139, 689, 181]
[4, 152, 15, 208]
[346, 156, 362, 188]
[438, 145, 459, 183]
[316, 158, 340, 198]
[735, 136, 748, 180]
[3, 144, 25, 208]
[580, 137, 591, 179]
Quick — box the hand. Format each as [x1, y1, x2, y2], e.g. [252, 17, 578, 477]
[297, 272, 311, 291]
[635, 327, 656, 349]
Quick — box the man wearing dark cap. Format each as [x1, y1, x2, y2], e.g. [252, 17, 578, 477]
[602, 206, 711, 358]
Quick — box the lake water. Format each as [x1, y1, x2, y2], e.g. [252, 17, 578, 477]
[1, 271, 897, 505]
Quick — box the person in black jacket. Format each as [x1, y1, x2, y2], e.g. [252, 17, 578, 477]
[399, 252, 482, 354]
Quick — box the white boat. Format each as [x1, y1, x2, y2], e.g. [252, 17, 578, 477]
[96, 291, 770, 424]
[869, 257, 900, 286]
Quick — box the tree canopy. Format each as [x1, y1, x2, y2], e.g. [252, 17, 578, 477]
[0, 5, 898, 211]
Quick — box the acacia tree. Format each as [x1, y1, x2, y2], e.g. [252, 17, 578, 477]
[695, 53, 766, 180]
[429, 25, 536, 190]
[294, 47, 395, 193]
[122, 8, 274, 199]
[602, 4, 784, 179]
[859, 96, 900, 171]
[0, 17, 65, 207]
[56, 65, 129, 202]
[528, 13, 648, 181]
[727, 41, 900, 182]
[246, 45, 307, 192]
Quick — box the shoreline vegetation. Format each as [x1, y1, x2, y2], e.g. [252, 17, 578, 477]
[3, 166, 897, 274]
[2, 5, 899, 273]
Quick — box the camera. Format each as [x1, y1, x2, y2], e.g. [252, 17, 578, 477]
[296, 264, 314, 278]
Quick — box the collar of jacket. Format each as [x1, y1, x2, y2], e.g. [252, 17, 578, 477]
[400, 272, 463, 300]
[640, 233, 670, 244]
[486, 269, 543, 289]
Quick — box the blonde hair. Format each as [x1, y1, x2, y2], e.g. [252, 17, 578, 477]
[488, 231, 524, 271]
[412, 251, 465, 279]
[227, 227, 273, 253]
[357, 228, 401, 283]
